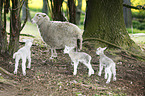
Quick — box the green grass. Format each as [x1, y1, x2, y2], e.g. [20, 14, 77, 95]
[127, 28, 145, 34]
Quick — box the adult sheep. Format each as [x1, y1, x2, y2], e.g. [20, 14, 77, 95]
[31, 13, 83, 59]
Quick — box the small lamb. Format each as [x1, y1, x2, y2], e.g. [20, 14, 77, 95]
[96, 47, 116, 83]
[64, 45, 94, 76]
[13, 39, 33, 76]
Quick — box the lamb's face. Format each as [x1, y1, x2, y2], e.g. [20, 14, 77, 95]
[23, 39, 33, 47]
[31, 13, 49, 24]
[96, 47, 107, 55]
[64, 45, 74, 54]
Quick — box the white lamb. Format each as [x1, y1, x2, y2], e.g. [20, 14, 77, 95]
[96, 47, 116, 84]
[31, 13, 83, 59]
[64, 45, 94, 76]
[13, 39, 33, 76]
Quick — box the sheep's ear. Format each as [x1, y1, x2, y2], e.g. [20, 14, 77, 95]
[43, 14, 46, 17]
[36, 14, 39, 16]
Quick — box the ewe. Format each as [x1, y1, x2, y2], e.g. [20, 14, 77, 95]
[13, 39, 33, 76]
[31, 13, 83, 59]
[64, 45, 94, 76]
[96, 47, 116, 83]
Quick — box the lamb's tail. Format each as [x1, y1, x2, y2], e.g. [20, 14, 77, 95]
[13, 52, 19, 59]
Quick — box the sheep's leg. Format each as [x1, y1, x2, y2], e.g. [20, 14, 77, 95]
[50, 49, 54, 59]
[14, 56, 20, 74]
[50, 48, 57, 59]
[22, 58, 26, 76]
[98, 62, 103, 76]
[73, 61, 79, 75]
[27, 55, 31, 69]
[106, 68, 112, 84]
[53, 49, 57, 57]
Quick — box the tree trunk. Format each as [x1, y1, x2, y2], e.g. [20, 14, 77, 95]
[84, 0, 140, 52]
[76, 0, 82, 25]
[50, 0, 66, 21]
[42, 0, 48, 14]
[123, 0, 132, 28]
[0, 0, 9, 54]
[22, 0, 31, 21]
[8, 0, 21, 55]
[68, 0, 76, 24]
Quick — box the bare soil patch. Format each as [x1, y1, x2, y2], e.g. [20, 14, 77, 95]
[0, 43, 145, 96]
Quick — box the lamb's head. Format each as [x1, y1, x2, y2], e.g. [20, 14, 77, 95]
[23, 39, 33, 47]
[31, 13, 50, 24]
[96, 47, 107, 55]
[64, 45, 75, 54]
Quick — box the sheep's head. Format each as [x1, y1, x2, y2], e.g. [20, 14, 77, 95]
[96, 47, 107, 55]
[23, 39, 33, 47]
[64, 45, 75, 54]
[31, 13, 50, 24]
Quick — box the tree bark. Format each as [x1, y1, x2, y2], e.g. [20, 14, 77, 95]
[76, 0, 82, 25]
[42, 0, 48, 14]
[8, 0, 21, 55]
[84, 0, 140, 52]
[22, 0, 31, 21]
[123, 0, 132, 28]
[0, 0, 9, 54]
[50, 0, 66, 21]
[68, 0, 76, 24]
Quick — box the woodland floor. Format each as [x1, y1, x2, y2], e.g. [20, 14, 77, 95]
[0, 42, 145, 96]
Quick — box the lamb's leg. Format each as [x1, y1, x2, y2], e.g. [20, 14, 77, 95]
[106, 68, 112, 84]
[27, 55, 31, 69]
[98, 62, 103, 76]
[104, 68, 108, 79]
[84, 62, 94, 76]
[22, 58, 26, 76]
[73, 61, 79, 75]
[14, 56, 20, 74]
[112, 64, 116, 81]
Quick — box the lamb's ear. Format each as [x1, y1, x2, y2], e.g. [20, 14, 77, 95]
[22, 39, 27, 42]
[31, 39, 34, 42]
[103, 47, 107, 50]
[65, 45, 67, 48]
[97, 47, 100, 50]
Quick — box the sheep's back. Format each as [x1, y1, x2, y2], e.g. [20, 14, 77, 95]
[38, 21, 82, 49]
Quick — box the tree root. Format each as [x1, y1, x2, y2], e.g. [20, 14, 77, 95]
[0, 67, 18, 86]
[83, 38, 145, 60]
[0, 78, 18, 86]
[0, 67, 14, 77]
